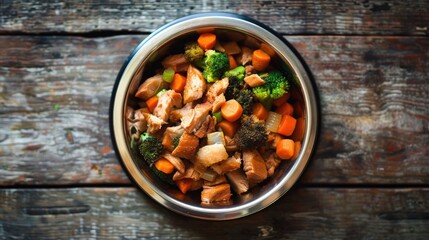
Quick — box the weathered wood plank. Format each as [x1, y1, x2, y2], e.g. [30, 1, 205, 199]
[0, 0, 428, 35]
[0, 187, 428, 239]
[0, 35, 428, 185]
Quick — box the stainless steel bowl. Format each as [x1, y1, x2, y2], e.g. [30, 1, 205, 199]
[110, 12, 319, 220]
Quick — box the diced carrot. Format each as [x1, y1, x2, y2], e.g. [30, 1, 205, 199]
[154, 158, 175, 174]
[197, 33, 217, 50]
[292, 141, 301, 160]
[276, 139, 295, 160]
[228, 55, 238, 70]
[162, 134, 174, 152]
[221, 99, 243, 123]
[252, 102, 269, 121]
[260, 43, 276, 57]
[277, 114, 297, 136]
[175, 178, 194, 194]
[217, 120, 238, 138]
[276, 102, 294, 116]
[252, 49, 271, 71]
[170, 73, 187, 93]
[145, 95, 158, 113]
[291, 117, 305, 141]
[273, 92, 291, 107]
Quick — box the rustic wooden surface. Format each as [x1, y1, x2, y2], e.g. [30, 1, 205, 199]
[0, 0, 428, 239]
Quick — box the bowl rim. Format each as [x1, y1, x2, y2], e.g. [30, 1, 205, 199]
[109, 12, 319, 220]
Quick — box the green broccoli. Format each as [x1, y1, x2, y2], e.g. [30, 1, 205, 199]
[150, 165, 175, 185]
[235, 89, 254, 115]
[252, 71, 289, 109]
[225, 76, 243, 100]
[202, 50, 229, 83]
[139, 132, 165, 165]
[224, 65, 245, 81]
[236, 115, 268, 150]
[184, 42, 204, 63]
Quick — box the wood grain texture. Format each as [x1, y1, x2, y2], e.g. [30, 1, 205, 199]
[0, 187, 428, 239]
[0, 35, 428, 185]
[0, 0, 428, 35]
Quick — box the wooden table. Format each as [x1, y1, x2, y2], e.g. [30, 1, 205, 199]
[1, 1, 428, 239]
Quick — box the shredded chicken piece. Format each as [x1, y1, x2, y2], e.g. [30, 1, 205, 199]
[194, 115, 215, 138]
[153, 90, 182, 121]
[224, 135, 239, 152]
[201, 183, 232, 203]
[195, 144, 229, 168]
[170, 102, 193, 123]
[143, 113, 166, 134]
[162, 152, 185, 174]
[161, 54, 189, 72]
[244, 74, 265, 87]
[204, 175, 227, 186]
[183, 65, 206, 104]
[164, 125, 185, 140]
[240, 47, 253, 65]
[222, 41, 241, 55]
[206, 77, 229, 103]
[242, 150, 268, 184]
[211, 152, 242, 175]
[265, 153, 281, 177]
[212, 93, 226, 113]
[226, 168, 249, 194]
[181, 102, 212, 134]
[173, 164, 200, 181]
[245, 65, 255, 75]
[171, 132, 199, 160]
[135, 74, 169, 100]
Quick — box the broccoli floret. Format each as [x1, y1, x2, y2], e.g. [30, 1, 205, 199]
[236, 115, 268, 150]
[252, 71, 290, 109]
[202, 50, 229, 83]
[236, 89, 254, 115]
[139, 132, 164, 165]
[150, 165, 175, 185]
[184, 42, 204, 63]
[225, 76, 243, 100]
[224, 65, 245, 81]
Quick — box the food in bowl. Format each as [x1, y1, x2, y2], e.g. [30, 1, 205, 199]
[111, 13, 318, 219]
[126, 30, 305, 206]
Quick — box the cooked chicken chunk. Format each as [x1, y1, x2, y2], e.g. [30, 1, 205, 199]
[169, 102, 193, 123]
[172, 164, 200, 181]
[242, 150, 268, 184]
[162, 152, 185, 174]
[181, 102, 212, 134]
[194, 115, 215, 138]
[153, 90, 182, 121]
[239, 47, 253, 65]
[195, 143, 229, 168]
[244, 74, 265, 87]
[212, 93, 226, 113]
[161, 54, 189, 72]
[211, 153, 242, 175]
[226, 168, 249, 194]
[143, 113, 166, 134]
[171, 132, 199, 160]
[135, 74, 169, 100]
[265, 153, 281, 177]
[222, 41, 241, 55]
[183, 65, 206, 104]
[201, 183, 232, 203]
[206, 77, 229, 103]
